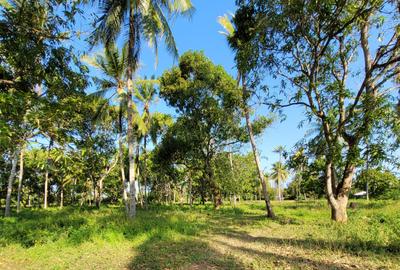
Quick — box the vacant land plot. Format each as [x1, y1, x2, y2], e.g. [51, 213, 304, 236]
[0, 200, 399, 270]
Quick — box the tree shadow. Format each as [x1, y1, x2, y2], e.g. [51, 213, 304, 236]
[217, 230, 400, 256]
[211, 238, 354, 270]
[128, 234, 246, 270]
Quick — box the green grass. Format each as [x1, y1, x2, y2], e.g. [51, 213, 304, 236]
[0, 200, 399, 269]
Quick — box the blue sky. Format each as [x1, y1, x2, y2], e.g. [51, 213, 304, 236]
[75, 0, 315, 179]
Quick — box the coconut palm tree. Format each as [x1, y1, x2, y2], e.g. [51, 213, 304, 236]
[133, 77, 158, 207]
[273, 145, 286, 200]
[90, 0, 193, 218]
[271, 161, 289, 201]
[83, 43, 130, 211]
[218, 13, 275, 218]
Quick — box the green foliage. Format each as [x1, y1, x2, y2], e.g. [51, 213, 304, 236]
[355, 169, 400, 199]
[90, 0, 194, 70]
[0, 0, 88, 151]
[234, 0, 400, 218]
[214, 152, 271, 199]
[157, 51, 245, 204]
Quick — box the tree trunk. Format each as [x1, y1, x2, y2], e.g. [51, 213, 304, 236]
[331, 197, 348, 222]
[325, 160, 355, 223]
[180, 186, 184, 206]
[242, 76, 275, 218]
[119, 104, 129, 212]
[277, 177, 281, 201]
[135, 144, 143, 207]
[60, 183, 64, 209]
[5, 149, 19, 217]
[126, 3, 137, 218]
[127, 78, 137, 218]
[93, 179, 99, 208]
[44, 138, 53, 209]
[44, 171, 49, 209]
[228, 151, 237, 207]
[188, 174, 193, 207]
[98, 177, 103, 208]
[72, 179, 77, 205]
[366, 141, 370, 201]
[206, 155, 222, 209]
[17, 148, 24, 213]
[143, 135, 148, 209]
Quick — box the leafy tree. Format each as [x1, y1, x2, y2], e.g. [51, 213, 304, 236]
[355, 169, 400, 199]
[218, 12, 275, 217]
[235, 0, 400, 222]
[0, 0, 88, 216]
[159, 51, 244, 207]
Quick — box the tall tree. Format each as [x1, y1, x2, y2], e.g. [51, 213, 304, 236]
[90, 0, 193, 218]
[271, 161, 288, 201]
[84, 43, 129, 210]
[273, 145, 286, 200]
[159, 51, 245, 208]
[235, 0, 400, 222]
[1, 0, 88, 215]
[134, 77, 159, 208]
[218, 13, 275, 217]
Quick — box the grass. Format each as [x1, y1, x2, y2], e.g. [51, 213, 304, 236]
[0, 200, 399, 269]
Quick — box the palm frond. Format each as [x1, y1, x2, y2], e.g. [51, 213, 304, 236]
[81, 52, 104, 69]
[218, 14, 235, 37]
[89, 0, 127, 47]
[149, 1, 178, 60]
[168, 0, 195, 18]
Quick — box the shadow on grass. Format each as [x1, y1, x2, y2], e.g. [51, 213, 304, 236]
[128, 235, 245, 270]
[1, 201, 399, 269]
[218, 230, 400, 256]
[212, 238, 353, 270]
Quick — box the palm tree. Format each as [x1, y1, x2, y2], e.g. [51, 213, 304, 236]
[133, 78, 158, 208]
[218, 13, 275, 218]
[91, 0, 193, 218]
[271, 161, 289, 201]
[83, 44, 130, 211]
[273, 145, 286, 200]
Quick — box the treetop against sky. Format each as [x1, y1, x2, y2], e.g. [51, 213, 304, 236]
[73, 0, 397, 176]
[72, 0, 309, 175]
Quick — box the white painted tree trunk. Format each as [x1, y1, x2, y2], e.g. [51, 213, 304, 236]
[44, 139, 53, 209]
[60, 183, 64, 209]
[17, 148, 24, 213]
[44, 171, 49, 209]
[5, 149, 19, 217]
[127, 78, 136, 218]
[119, 106, 129, 212]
